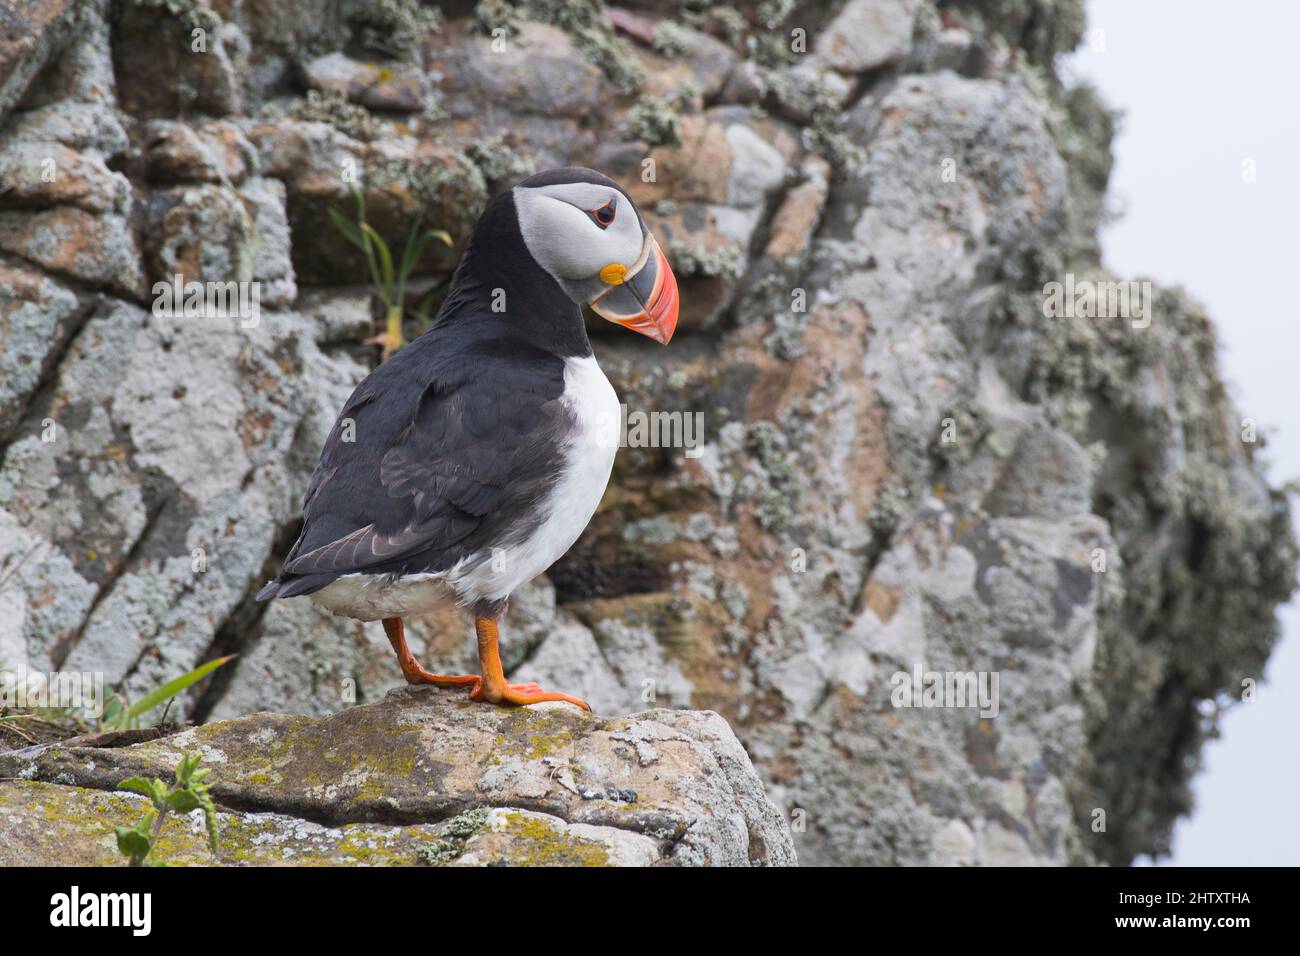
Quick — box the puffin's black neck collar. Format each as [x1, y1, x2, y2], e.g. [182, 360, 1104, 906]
[433, 189, 593, 358]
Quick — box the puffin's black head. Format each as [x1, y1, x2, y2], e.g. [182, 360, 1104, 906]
[505, 166, 678, 345]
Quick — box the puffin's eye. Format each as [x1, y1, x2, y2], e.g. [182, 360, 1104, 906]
[589, 200, 617, 229]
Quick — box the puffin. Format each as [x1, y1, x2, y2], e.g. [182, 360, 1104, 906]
[256, 167, 678, 712]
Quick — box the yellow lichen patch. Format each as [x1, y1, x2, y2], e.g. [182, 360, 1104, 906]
[495, 811, 612, 867]
[491, 707, 591, 761]
[0, 780, 455, 867]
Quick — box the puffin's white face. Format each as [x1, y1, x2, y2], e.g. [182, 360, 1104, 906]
[513, 180, 678, 344]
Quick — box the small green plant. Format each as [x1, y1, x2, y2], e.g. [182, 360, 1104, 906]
[99, 655, 235, 732]
[328, 184, 452, 360]
[116, 752, 220, 866]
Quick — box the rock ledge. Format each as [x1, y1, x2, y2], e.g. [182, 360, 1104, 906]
[0, 688, 796, 867]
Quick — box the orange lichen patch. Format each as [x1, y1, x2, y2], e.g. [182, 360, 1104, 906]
[624, 114, 733, 208]
[881, 104, 911, 128]
[733, 301, 892, 523]
[1022, 161, 1046, 219]
[763, 173, 828, 262]
[863, 578, 902, 624]
[239, 410, 274, 451]
[801, 302, 891, 518]
[0, 260, 47, 297]
[0, 207, 145, 299]
[763, 753, 801, 787]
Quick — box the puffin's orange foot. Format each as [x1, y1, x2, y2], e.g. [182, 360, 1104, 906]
[470, 680, 591, 712]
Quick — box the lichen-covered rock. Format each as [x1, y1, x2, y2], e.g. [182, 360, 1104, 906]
[303, 52, 428, 113]
[0, 108, 138, 296]
[0, 688, 797, 866]
[812, 0, 922, 74]
[0, 257, 90, 438]
[0, 778, 674, 866]
[0, 300, 366, 701]
[147, 184, 257, 287]
[1, 101, 129, 157]
[16, 0, 115, 110]
[144, 119, 258, 185]
[0, 0, 80, 120]
[611, 13, 737, 101]
[237, 176, 298, 307]
[0, 207, 144, 297]
[440, 22, 609, 121]
[0, 142, 131, 213]
[110, 0, 243, 117]
[0, 0, 1292, 870]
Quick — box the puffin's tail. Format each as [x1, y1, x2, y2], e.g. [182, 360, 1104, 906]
[255, 574, 335, 601]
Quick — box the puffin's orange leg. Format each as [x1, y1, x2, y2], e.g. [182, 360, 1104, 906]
[382, 618, 478, 687]
[469, 617, 591, 711]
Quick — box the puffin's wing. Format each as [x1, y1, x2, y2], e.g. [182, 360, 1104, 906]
[259, 343, 568, 596]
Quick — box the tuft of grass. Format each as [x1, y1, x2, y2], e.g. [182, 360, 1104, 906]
[328, 184, 453, 359]
[100, 656, 236, 732]
[2, 656, 234, 739]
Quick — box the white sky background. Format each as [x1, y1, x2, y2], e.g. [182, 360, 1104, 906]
[1064, 0, 1300, 865]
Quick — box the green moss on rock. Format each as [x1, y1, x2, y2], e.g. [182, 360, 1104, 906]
[285, 89, 383, 142]
[350, 0, 441, 60]
[496, 811, 612, 866]
[476, 0, 643, 93]
[414, 807, 492, 865]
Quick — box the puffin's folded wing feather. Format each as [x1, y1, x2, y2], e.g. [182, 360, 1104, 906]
[278, 344, 567, 581]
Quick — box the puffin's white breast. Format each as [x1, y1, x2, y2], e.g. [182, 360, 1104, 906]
[450, 352, 619, 604]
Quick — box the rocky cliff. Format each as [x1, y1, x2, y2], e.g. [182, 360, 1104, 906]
[0, 0, 1294, 866]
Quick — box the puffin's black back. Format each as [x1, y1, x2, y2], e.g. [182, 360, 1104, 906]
[256, 175, 600, 603]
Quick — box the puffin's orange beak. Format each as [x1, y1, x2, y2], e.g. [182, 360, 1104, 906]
[590, 234, 678, 345]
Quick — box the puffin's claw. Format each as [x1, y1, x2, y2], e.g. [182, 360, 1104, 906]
[470, 680, 591, 711]
[408, 670, 586, 710]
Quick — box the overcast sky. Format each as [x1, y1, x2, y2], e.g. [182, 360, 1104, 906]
[1065, 0, 1300, 865]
